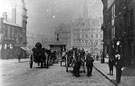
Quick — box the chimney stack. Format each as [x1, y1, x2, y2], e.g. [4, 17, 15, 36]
[12, 7, 16, 24]
[2, 12, 7, 21]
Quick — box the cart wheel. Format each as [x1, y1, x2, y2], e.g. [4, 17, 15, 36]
[30, 54, 33, 68]
[46, 57, 49, 68]
[30, 61, 33, 68]
[46, 61, 49, 68]
[43, 62, 46, 68]
[66, 55, 68, 72]
[66, 64, 68, 72]
[41, 62, 43, 68]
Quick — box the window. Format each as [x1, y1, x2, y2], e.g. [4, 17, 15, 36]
[129, 9, 134, 30]
[82, 40, 84, 43]
[85, 40, 88, 45]
[112, 27, 115, 39]
[91, 34, 93, 38]
[82, 34, 84, 38]
[112, 4, 115, 20]
[95, 40, 98, 45]
[5, 25, 8, 38]
[77, 34, 80, 38]
[100, 34, 103, 38]
[96, 34, 98, 38]
[85, 34, 88, 38]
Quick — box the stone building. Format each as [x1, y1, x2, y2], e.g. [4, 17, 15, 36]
[54, 0, 103, 57]
[72, 17, 103, 56]
[55, 23, 72, 50]
[101, 0, 135, 66]
[0, 0, 28, 59]
[55, 17, 103, 57]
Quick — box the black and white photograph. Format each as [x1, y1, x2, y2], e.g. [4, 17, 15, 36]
[0, 0, 135, 86]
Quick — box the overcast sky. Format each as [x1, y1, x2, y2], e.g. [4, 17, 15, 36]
[25, 0, 103, 37]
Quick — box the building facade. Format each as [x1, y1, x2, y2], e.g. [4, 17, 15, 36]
[101, 0, 135, 66]
[54, 0, 103, 57]
[72, 17, 103, 56]
[101, 0, 114, 63]
[55, 23, 72, 50]
[0, 0, 28, 59]
[55, 17, 103, 57]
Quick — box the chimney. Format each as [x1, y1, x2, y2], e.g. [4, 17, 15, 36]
[2, 12, 7, 21]
[83, 0, 88, 18]
[12, 7, 16, 24]
[0, 18, 4, 33]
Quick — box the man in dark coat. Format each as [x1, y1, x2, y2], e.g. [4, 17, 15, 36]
[108, 56, 115, 75]
[115, 54, 124, 84]
[86, 53, 94, 76]
[72, 49, 81, 77]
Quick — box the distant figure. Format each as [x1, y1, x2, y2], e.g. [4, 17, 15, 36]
[115, 54, 124, 84]
[96, 55, 99, 61]
[105, 53, 109, 63]
[18, 51, 21, 62]
[61, 51, 66, 66]
[18, 54, 21, 62]
[80, 48, 86, 73]
[108, 56, 115, 75]
[86, 53, 94, 76]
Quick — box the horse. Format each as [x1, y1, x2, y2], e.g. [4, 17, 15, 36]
[71, 48, 82, 77]
[79, 49, 86, 73]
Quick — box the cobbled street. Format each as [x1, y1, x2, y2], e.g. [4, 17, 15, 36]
[0, 60, 114, 86]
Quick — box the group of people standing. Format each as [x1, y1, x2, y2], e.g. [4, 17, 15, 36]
[65, 47, 123, 84]
[108, 53, 124, 84]
[65, 48, 94, 77]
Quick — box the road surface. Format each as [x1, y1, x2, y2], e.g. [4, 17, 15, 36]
[0, 59, 114, 86]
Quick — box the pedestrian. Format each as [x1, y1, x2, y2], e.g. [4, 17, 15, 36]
[108, 56, 115, 75]
[86, 53, 94, 77]
[75, 49, 81, 77]
[80, 49, 86, 73]
[96, 54, 99, 61]
[115, 54, 124, 84]
[18, 53, 21, 62]
[105, 53, 109, 63]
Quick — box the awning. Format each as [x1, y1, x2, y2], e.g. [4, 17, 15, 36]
[20, 47, 31, 52]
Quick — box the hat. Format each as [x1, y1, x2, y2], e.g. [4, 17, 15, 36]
[35, 42, 42, 49]
[115, 54, 120, 59]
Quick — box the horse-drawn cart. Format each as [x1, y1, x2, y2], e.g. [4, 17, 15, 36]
[29, 42, 48, 68]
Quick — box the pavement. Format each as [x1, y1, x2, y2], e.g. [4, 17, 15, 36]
[0, 59, 114, 86]
[94, 61, 135, 86]
[0, 58, 29, 65]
